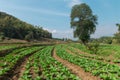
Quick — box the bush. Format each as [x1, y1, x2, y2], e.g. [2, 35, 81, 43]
[0, 36, 5, 41]
[107, 40, 112, 44]
[25, 35, 31, 42]
[0, 32, 5, 41]
[86, 43, 100, 54]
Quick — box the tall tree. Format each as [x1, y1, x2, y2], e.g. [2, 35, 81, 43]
[70, 3, 97, 44]
[114, 23, 120, 43]
[116, 23, 120, 32]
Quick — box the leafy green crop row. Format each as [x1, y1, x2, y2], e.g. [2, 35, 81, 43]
[20, 46, 80, 80]
[68, 46, 120, 64]
[66, 46, 111, 62]
[56, 46, 120, 80]
[68, 43, 120, 59]
[67, 43, 91, 53]
[0, 47, 27, 67]
[0, 46, 42, 76]
[0, 45, 19, 51]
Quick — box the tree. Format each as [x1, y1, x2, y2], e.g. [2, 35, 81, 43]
[114, 33, 120, 43]
[25, 31, 34, 41]
[114, 23, 120, 43]
[70, 3, 97, 45]
[97, 36, 112, 44]
[0, 32, 5, 41]
[0, 11, 52, 40]
[116, 23, 120, 31]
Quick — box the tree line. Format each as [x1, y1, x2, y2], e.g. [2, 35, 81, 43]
[0, 11, 52, 41]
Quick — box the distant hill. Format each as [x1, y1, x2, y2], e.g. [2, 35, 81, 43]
[0, 11, 52, 41]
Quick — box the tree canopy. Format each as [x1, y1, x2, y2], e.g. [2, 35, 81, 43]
[70, 3, 97, 44]
[116, 23, 120, 31]
[114, 23, 120, 43]
[0, 11, 52, 41]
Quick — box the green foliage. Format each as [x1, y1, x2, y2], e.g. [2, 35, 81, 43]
[114, 23, 120, 43]
[116, 23, 120, 31]
[68, 43, 120, 60]
[0, 32, 5, 41]
[114, 33, 120, 43]
[0, 46, 41, 76]
[25, 32, 34, 41]
[86, 43, 100, 54]
[0, 45, 17, 51]
[96, 36, 113, 44]
[66, 45, 110, 62]
[0, 11, 52, 40]
[0, 36, 4, 42]
[20, 46, 80, 80]
[56, 46, 120, 80]
[107, 39, 112, 44]
[70, 3, 97, 44]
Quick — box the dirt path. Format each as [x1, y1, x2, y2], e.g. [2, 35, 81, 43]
[52, 48, 101, 80]
[12, 56, 28, 80]
[0, 48, 43, 80]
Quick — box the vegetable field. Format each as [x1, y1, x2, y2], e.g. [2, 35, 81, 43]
[0, 43, 120, 80]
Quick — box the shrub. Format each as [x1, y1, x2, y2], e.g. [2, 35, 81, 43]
[0, 36, 5, 41]
[86, 43, 100, 54]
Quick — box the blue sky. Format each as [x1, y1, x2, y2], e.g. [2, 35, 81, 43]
[0, 0, 120, 39]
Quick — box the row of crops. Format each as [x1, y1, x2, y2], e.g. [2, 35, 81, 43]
[20, 46, 80, 80]
[1, 43, 120, 80]
[68, 43, 120, 62]
[0, 45, 18, 51]
[66, 46, 120, 64]
[0, 44, 80, 80]
[56, 45, 120, 80]
[0, 46, 42, 77]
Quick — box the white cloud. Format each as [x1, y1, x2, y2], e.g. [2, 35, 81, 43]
[69, 0, 82, 7]
[44, 28, 74, 39]
[64, 0, 82, 7]
[43, 28, 57, 34]
[52, 30, 57, 34]
[52, 29, 74, 39]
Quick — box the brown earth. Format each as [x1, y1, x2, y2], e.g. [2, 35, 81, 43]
[0, 38, 66, 44]
[52, 48, 101, 80]
[12, 56, 28, 80]
[29, 59, 42, 79]
[1, 38, 27, 43]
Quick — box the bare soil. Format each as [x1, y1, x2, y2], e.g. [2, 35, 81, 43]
[52, 48, 101, 80]
[12, 57, 28, 80]
[1, 38, 27, 43]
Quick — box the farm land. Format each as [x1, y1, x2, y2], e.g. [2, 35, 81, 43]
[0, 43, 120, 80]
